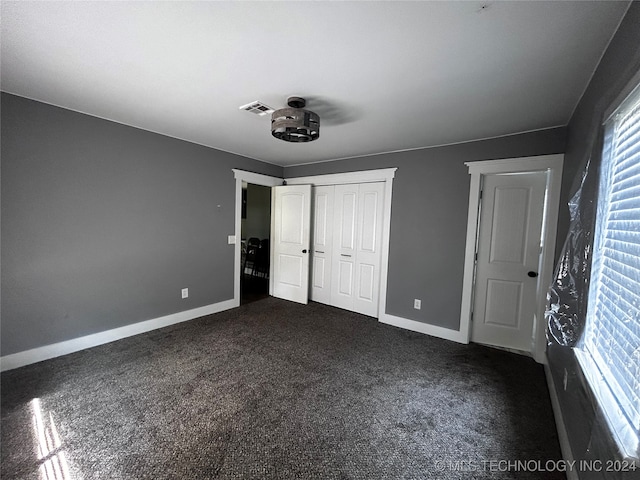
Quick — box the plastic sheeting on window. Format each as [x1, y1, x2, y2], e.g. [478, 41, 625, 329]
[545, 88, 640, 465]
[546, 159, 595, 347]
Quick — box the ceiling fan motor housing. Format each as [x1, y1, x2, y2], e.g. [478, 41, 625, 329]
[271, 96, 320, 142]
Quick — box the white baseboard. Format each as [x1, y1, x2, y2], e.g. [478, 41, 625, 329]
[0, 299, 237, 372]
[545, 363, 579, 480]
[378, 313, 468, 344]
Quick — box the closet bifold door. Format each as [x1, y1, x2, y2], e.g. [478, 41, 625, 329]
[331, 184, 359, 311]
[330, 182, 384, 317]
[310, 185, 334, 304]
[353, 182, 384, 317]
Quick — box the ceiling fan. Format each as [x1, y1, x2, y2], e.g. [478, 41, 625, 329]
[239, 96, 320, 143]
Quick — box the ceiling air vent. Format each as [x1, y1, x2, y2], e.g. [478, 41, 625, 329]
[239, 101, 274, 116]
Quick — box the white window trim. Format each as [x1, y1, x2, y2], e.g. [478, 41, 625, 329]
[576, 349, 640, 462]
[575, 77, 640, 463]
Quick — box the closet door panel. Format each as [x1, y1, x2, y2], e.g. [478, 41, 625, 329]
[354, 182, 384, 316]
[312, 256, 328, 294]
[311, 186, 334, 304]
[310, 182, 384, 317]
[357, 263, 375, 301]
[359, 190, 379, 252]
[331, 184, 359, 310]
[339, 193, 357, 250]
[337, 260, 354, 296]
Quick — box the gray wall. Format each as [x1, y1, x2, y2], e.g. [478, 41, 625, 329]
[1, 92, 566, 358]
[1, 93, 282, 356]
[285, 127, 566, 330]
[548, 3, 640, 478]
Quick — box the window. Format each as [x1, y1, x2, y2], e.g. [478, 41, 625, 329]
[576, 83, 640, 461]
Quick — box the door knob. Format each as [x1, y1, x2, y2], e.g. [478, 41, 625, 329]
[527, 271, 538, 278]
[302, 249, 307, 253]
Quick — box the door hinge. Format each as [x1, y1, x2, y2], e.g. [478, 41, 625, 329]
[479, 190, 483, 199]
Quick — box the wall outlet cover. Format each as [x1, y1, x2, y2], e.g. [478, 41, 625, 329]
[181, 288, 189, 299]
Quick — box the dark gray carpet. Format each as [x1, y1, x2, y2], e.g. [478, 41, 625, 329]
[1, 298, 563, 479]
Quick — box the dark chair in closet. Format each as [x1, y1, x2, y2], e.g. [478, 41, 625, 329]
[255, 239, 270, 278]
[243, 237, 260, 276]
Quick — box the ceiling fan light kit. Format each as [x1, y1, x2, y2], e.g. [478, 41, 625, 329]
[271, 96, 320, 143]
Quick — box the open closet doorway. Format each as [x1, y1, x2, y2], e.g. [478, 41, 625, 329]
[240, 182, 272, 304]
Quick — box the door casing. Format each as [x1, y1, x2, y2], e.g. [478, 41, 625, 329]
[460, 154, 564, 364]
[232, 170, 283, 306]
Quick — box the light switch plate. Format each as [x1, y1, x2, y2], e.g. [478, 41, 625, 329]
[228, 235, 236, 245]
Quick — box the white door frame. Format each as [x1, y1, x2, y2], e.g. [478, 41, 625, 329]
[285, 168, 397, 319]
[232, 169, 283, 307]
[460, 154, 564, 364]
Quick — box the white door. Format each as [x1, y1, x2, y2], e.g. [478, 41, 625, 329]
[353, 182, 384, 316]
[311, 186, 334, 305]
[471, 172, 547, 352]
[331, 184, 359, 311]
[329, 183, 384, 316]
[272, 185, 311, 304]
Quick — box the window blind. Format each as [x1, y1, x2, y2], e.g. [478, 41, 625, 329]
[580, 91, 640, 459]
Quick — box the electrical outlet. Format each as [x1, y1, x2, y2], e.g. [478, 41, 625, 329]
[414, 299, 421, 310]
[181, 288, 189, 299]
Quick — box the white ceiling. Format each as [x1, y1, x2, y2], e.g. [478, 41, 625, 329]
[1, 1, 630, 166]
